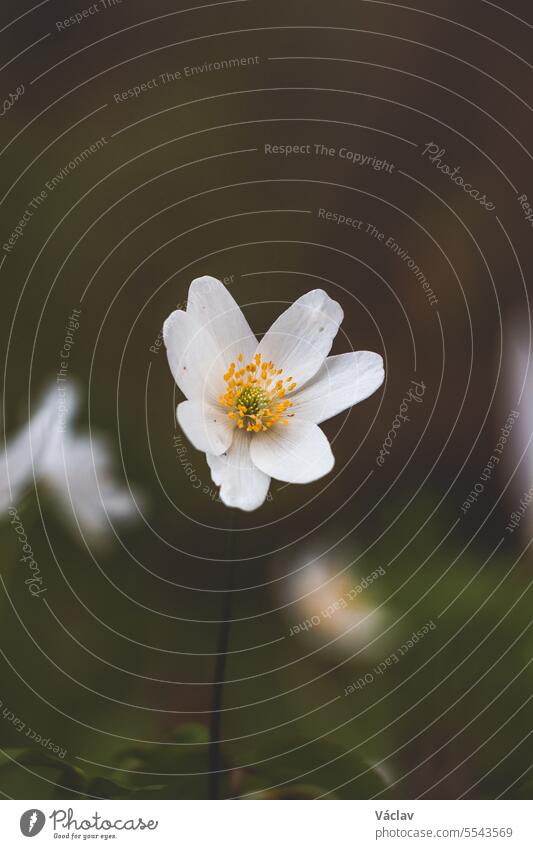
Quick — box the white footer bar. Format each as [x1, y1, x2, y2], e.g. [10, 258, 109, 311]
[1, 799, 531, 847]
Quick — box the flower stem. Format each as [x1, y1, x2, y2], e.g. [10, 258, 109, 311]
[208, 519, 237, 799]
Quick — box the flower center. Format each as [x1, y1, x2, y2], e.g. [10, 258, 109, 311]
[219, 352, 297, 432]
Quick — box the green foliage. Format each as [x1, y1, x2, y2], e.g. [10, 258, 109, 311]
[0, 748, 85, 799]
[239, 734, 386, 799]
[0, 724, 388, 800]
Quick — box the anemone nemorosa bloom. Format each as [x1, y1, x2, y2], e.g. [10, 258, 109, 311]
[0, 387, 57, 511]
[1, 384, 141, 544]
[164, 276, 384, 511]
[281, 555, 389, 658]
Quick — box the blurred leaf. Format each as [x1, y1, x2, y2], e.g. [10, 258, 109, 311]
[0, 747, 86, 798]
[86, 776, 134, 799]
[171, 723, 209, 744]
[243, 735, 387, 799]
[106, 723, 219, 799]
[242, 779, 330, 799]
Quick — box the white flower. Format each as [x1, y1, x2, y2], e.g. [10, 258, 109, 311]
[1, 384, 141, 544]
[0, 388, 57, 511]
[281, 556, 388, 657]
[504, 319, 533, 530]
[164, 276, 384, 511]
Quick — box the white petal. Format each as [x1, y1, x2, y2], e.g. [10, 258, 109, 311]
[207, 429, 270, 511]
[177, 399, 234, 456]
[163, 279, 258, 402]
[0, 384, 76, 510]
[507, 325, 533, 503]
[163, 309, 222, 401]
[291, 351, 384, 424]
[250, 419, 334, 484]
[44, 431, 140, 544]
[186, 276, 257, 364]
[255, 289, 343, 387]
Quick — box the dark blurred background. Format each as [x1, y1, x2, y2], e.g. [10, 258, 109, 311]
[1, 0, 533, 799]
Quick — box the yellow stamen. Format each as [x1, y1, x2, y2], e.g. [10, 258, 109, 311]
[219, 352, 296, 431]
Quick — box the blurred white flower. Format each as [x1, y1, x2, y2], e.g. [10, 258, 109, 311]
[0, 388, 57, 511]
[1, 384, 142, 544]
[164, 276, 384, 511]
[282, 555, 388, 658]
[503, 318, 533, 535]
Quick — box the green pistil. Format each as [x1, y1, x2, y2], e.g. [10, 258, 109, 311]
[236, 385, 268, 418]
